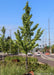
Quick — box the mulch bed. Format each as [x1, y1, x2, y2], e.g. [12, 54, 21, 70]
[12, 59, 20, 62]
[23, 71, 34, 75]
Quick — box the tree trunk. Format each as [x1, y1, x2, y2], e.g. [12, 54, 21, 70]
[26, 53, 28, 72]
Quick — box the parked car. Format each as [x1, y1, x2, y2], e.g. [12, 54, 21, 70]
[27, 53, 33, 56]
[36, 52, 41, 56]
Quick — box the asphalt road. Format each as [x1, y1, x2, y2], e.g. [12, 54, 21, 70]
[48, 55, 54, 58]
[37, 56, 54, 67]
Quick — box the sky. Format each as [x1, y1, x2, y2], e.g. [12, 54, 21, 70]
[0, 0, 54, 46]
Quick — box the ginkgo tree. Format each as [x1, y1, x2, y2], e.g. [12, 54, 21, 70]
[15, 1, 44, 70]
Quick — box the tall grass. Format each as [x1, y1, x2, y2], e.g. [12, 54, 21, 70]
[0, 56, 54, 75]
[0, 63, 54, 75]
[0, 62, 26, 75]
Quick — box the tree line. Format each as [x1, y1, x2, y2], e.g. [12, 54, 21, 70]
[0, 26, 19, 54]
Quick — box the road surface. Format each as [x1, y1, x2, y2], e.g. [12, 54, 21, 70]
[36, 56, 54, 67]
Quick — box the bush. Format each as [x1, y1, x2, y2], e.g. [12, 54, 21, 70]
[5, 56, 38, 63]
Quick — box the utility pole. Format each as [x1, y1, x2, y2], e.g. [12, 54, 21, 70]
[45, 25, 47, 47]
[42, 35, 44, 48]
[48, 19, 51, 54]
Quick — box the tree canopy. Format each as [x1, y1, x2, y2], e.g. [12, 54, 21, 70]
[15, 1, 44, 54]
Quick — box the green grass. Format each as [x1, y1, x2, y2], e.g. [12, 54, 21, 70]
[0, 62, 54, 75]
[0, 63, 26, 75]
[0, 56, 54, 75]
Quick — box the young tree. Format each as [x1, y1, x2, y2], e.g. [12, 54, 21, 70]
[15, 1, 43, 70]
[10, 40, 18, 54]
[1, 26, 6, 39]
[1, 26, 6, 52]
[5, 36, 11, 53]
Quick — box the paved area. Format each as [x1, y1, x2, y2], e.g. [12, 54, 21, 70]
[41, 53, 54, 61]
[37, 56, 54, 67]
[48, 55, 54, 58]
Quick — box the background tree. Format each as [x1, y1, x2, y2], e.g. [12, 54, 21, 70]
[0, 27, 18, 54]
[5, 36, 18, 54]
[0, 37, 2, 52]
[1, 26, 6, 39]
[51, 45, 54, 53]
[43, 46, 50, 53]
[5, 36, 11, 53]
[1, 26, 6, 52]
[11, 40, 18, 54]
[15, 1, 44, 71]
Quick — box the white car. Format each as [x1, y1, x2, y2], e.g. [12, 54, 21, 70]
[27, 53, 33, 56]
[36, 52, 41, 56]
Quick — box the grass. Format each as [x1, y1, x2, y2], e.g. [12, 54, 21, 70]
[0, 56, 54, 75]
[0, 63, 26, 75]
[0, 63, 54, 75]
